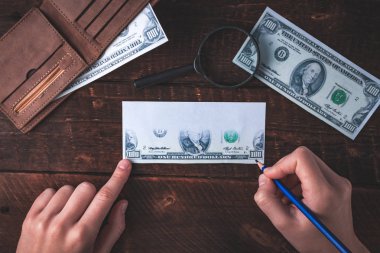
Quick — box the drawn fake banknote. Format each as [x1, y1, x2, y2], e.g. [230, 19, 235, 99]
[122, 102, 266, 164]
[55, 4, 168, 99]
[234, 7, 380, 140]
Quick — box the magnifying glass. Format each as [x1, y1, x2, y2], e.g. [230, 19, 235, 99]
[133, 26, 260, 89]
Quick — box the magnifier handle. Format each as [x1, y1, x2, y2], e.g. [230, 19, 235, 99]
[134, 64, 194, 88]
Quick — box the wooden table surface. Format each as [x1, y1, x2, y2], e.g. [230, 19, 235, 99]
[1, 0, 380, 252]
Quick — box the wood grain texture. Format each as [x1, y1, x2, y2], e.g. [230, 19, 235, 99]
[0, 0, 379, 252]
[0, 0, 379, 185]
[1, 173, 380, 253]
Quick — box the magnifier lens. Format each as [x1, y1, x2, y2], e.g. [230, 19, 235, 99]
[133, 26, 258, 89]
[197, 27, 258, 88]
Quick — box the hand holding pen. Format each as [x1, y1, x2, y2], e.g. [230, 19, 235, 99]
[254, 147, 369, 253]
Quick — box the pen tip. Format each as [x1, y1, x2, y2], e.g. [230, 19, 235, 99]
[255, 160, 264, 169]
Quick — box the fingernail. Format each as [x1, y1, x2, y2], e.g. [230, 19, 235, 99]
[118, 160, 130, 170]
[258, 174, 267, 186]
[121, 200, 128, 214]
[263, 166, 272, 173]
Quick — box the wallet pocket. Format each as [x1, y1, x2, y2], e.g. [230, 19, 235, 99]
[42, 0, 149, 58]
[58, 0, 149, 43]
[0, 8, 87, 130]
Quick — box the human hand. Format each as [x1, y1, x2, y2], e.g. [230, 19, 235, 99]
[254, 147, 369, 253]
[16, 160, 132, 253]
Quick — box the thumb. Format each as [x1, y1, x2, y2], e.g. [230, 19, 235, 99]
[254, 174, 293, 230]
[94, 200, 128, 253]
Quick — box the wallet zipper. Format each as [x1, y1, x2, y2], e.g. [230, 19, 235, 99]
[14, 66, 65, 114]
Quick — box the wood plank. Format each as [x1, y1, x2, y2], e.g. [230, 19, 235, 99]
[0, 84, 378, 185]
[0, 0, 379, 185]
[0, 173, 380, 252]
[0, 0, 380, 75]
[0, 1, 379, 253]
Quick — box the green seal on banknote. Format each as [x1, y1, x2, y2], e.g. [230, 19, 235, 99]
[224, 130, 239, 143]
[331, 89, 347, 105]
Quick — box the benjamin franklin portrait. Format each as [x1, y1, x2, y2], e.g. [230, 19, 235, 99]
[290, 60, 326, 97]
[352, 82, 380, 126]
[125, 130, 138, 151]
[253, 130, 264, 151]
[179, 130, 210, 155]
[241, 40, 258, 67]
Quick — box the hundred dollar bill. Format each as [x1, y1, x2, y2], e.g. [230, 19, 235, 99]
[233, 7, 380, 140]
[122, 102, 266, 164]
[55, 4, 167, 99]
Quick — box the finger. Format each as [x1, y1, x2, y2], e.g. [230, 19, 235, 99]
[254, 174, 294, 230]
[26, 188, 56, 218]
[281, 183, 302, 205]
[81, 160, 132, 231]
[59, 182, 97, 223]
[313, 153, 344, 183]
[263, 147, 328, 196]
[276, 174, 300, 199]
[94, 200, 128, 253]
[280, 174, 300, 190]
[42, 185, 74, 216]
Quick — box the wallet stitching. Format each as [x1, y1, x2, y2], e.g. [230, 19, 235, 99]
[19, 45, 88, 128]
[1, 54, 74, 128]
[17, 57, 76, 127]
[0, 8, 65, 52]
[0, 9, 35, 43]
[46, 0, 148, 61]
[47, 0, 102, 59]
[19, 97, 64, 133]
[12, 54, 69, 110]
[103, 0, 148, 47]
[3, 45, 86, 129]
[0, 8, 68, 128]
[1, 0, 147, 132]
[0, 7, 87, 130]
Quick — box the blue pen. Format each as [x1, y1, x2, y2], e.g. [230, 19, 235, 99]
[256, 160, 351, 253]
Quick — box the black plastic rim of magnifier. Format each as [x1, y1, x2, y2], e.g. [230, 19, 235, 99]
[194, 26, 260, 88]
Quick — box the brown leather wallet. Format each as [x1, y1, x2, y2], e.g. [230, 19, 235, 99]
[0, 0, 152, 133]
